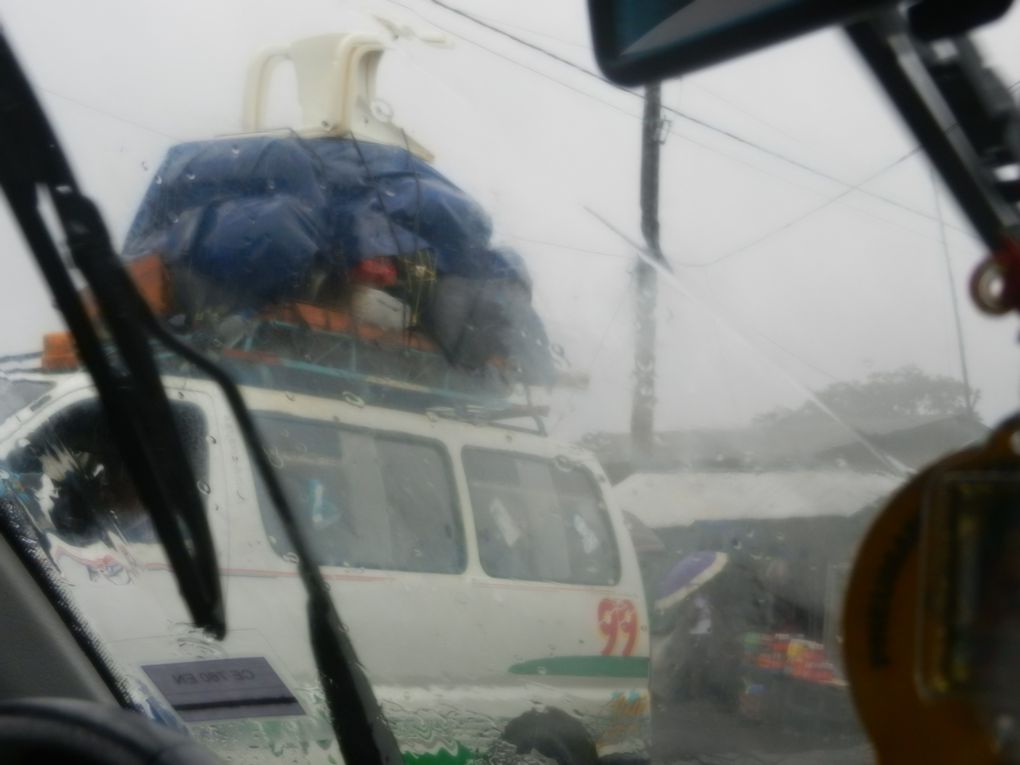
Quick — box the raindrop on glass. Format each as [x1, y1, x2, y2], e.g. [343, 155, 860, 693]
[342, 391, 365, 408]
[266, 449, 284, 469]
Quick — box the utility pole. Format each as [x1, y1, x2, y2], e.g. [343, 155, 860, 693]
[632, 82, 665, 462]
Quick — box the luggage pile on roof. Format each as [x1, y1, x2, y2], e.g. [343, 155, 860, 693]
[123, 135, 554, 385]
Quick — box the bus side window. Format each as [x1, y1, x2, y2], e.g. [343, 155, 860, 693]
[463, 448, 620, 586]
[253, 414, 464, 574]
[377, 438, 465, 574]
[6, 400, 209, 546]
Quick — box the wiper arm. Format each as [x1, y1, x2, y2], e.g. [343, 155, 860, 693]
[147, 320, 406, 765]
[0, 27, 403, 765]
[0, 29, 224, 638]
[846, 10, 1020, 251]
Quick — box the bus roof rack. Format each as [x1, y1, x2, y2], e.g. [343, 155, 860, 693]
[23, 313, 550, 435]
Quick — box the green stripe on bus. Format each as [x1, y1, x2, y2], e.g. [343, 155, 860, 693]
[403, 744, 475, 765]
[508, 655, 650, 678]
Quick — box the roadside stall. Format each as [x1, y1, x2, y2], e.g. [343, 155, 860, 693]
[615, 470, 899, 734]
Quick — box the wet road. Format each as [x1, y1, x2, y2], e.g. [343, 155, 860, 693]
[652, 699, 873, 765]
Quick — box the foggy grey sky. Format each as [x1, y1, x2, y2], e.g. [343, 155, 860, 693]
[0, 0, 1018, 441]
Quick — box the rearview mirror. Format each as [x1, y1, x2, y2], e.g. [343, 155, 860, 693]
[588, 0, 894, 84]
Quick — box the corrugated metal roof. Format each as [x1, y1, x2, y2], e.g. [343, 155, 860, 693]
[614, 470, 901, 529]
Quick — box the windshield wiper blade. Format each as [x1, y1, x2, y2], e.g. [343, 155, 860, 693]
[0, 29, 224, 638]
[0, 28, 402, 765]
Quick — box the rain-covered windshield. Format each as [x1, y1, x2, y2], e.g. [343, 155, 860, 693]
[0, 2, 1019, 764]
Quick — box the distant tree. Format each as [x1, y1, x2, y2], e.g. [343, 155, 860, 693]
[755, 366, 979, 428]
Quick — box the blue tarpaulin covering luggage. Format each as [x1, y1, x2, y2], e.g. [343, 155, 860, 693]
[123, 135, 553, 383]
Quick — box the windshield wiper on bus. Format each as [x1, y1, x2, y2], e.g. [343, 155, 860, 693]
[0, 28, 402, 765]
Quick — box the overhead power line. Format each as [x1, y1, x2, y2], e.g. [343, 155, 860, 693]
[427, 0, 618, 83]
[419, 0, 972, 230]
[40, 87, 181, 142]
[506, 234, 629, 260]
[683, 147, 921, 267]
[452, 10, 593, 51]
